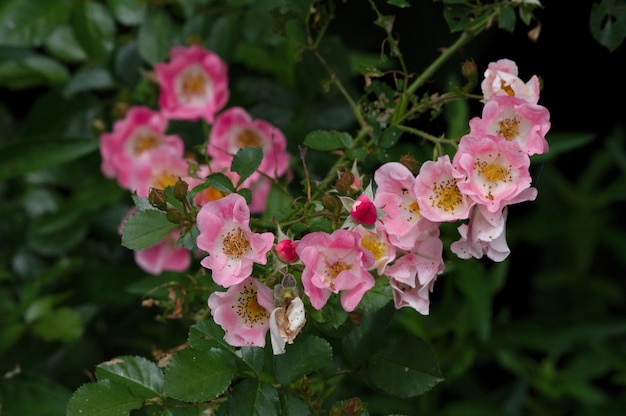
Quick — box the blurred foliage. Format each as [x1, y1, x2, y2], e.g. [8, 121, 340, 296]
[1, 0, 626, 415]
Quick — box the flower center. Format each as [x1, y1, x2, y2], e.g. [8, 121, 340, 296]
[430, 178, 463, 213]
[497, 117, 520, 140]
[153, 172, 178, 190]
[132, 133, 161, 155]
[198, 187, 226, 205]
[361, 233, 386, 260]
[499, 80, 515, 96]
[222, 227, 251, 259]
[237, 129, 262, 148]
[235, 282, 269, 327]
[475, 156, 513, 200]
[325, 260, 350, 290]
[178, 65, 211, 103]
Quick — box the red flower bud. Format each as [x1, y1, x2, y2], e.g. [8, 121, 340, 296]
[275, 239, 298, 263]
[350, 194, 377, 225]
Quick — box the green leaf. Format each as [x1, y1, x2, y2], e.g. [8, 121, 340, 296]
[224, 379, 280, 416]
[0, 373, 71, 416]
[303, 130, 353, 151]
[72, 1, 115, 64]
[365, 335, 443, 397]
[498, 6, 516, 33]
[190, 172, 236, 199]
[0, 52, 69, 89]
[120, 210, 179, 250]
[163, 348, 236, 402]
[95, 355, 164, 398]
[380, 126, 403, 149]
[138, 9, 176, 64]
[281, 394, 311, 416]
[63, 66, 114, 97]
[0, 137, 98, 180]
[273, 335, 333, 384]
[31, 307, 83, 342]
[66, 379, 143, 416]
[231, 146, 263, 185]
[45, 25, 87, 63]
[387, 0, 410, 7]
[0, 0, 71, 47]
[106, 0, 147, 26]
[343, 302, 395, 368]
[590, 0, 626, 52]
[188, 320, 233, 352]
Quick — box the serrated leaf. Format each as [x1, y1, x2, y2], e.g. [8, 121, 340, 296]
[163, 348, 236, 402]
[0, 137, 98, 180]
[231, 146, 263, 185]
[72, 1, 116, 65]
[66, 380, 143, 416]
[380, 126, 403, 149]
[225, 379, 280, 416]
[121, 210, 178, 250]
[95, 355, 164, 398]
[343, 302, 395, 368]
[190, 172, 236, 199]
[273, 335, 333, 384]
[0, 0, 71, 47]
[365, 335, 443, 397]
[498, 6, 516, 33]
[303, 130, 353, 151]
[188, 320, 233, 351]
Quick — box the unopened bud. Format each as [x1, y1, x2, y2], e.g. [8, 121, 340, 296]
[321, 193, 340, 211]
[350, 194, 377, 226]
[461, 59, 478, 89]
[275, 239, 298, 264]
[173, 178, 189, 202]
[148, 188, 168, 210]
[166, 208, 184, 224]
[335, 170, 355, 195]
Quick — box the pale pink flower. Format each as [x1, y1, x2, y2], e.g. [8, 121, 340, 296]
[128, 148, 189, 197]
[453, 134, 537, 213]
[207, 106, 290, 180]
[373, 162, 439, 251]
[414, 155, 474, 222]
[155, 45, 229, 123]
[296, 230, 375, 312]
[196, 193, 274, 287]
[99, 106, 184, 185]
[385, 235, 444, 315]
[481, 58, 540, 104]
[242, 174, 273, 214]
[352, 224, 396, 275]
[208, 277, 274, 347]
[469, 95, 550, 156]
[451, 206, 510, 262]
[134, 229, 191, 275]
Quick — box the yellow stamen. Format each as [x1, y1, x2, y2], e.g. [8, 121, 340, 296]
[235, 282, 269, 326]
[497, 117, 520, 141]
[222, 227, 251, 259]
[237, 129, 262, 148]
[361, 234, 386, 260]
[500, 80, 515, 96]
[429, 178, 463, 212]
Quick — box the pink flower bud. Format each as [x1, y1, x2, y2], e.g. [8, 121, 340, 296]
[350, 194, 377, 225]
[275, 239, 298, 263]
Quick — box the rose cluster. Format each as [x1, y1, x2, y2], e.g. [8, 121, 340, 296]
[99, 45, 550, 355]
